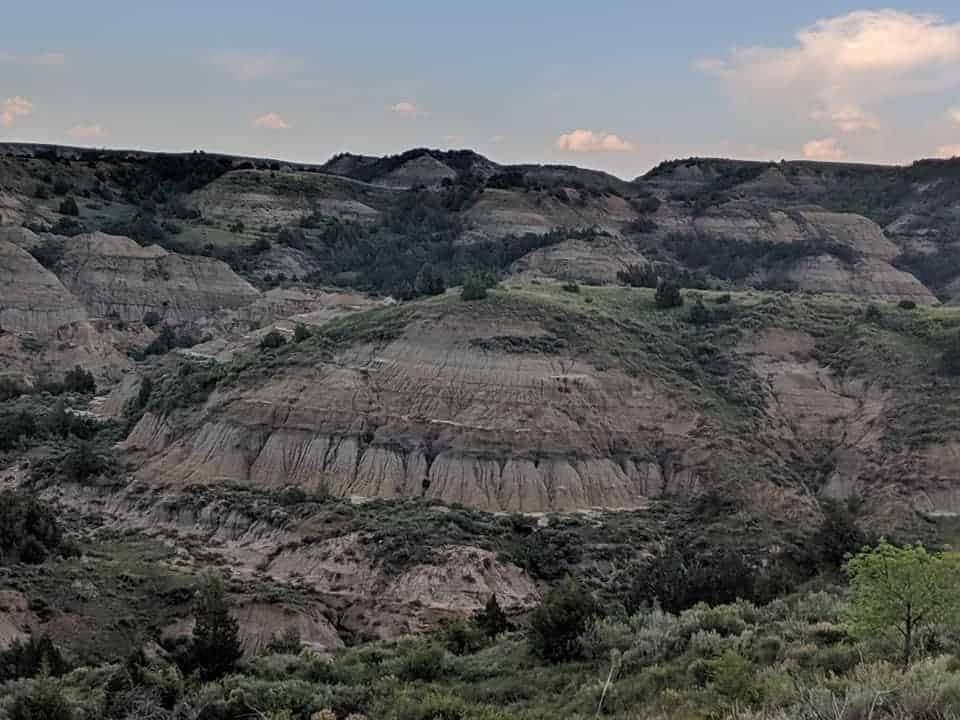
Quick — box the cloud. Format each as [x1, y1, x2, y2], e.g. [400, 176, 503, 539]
[254, 112, 290, 130]
[951, 108, 960, 125]
[936, 144, 960, 158]
[389, 101, 421, 115]
[701, 10, 960, 136]
[0, 96, 33, 127]
[212, 52, 298, 81]
[809, 105, 878, 133]
[802, 137, 846, 160]
[68, 124, 106, 139]
[556, 129, 635, 152]
[490, 135, 506, 143]
[0, 52, 66, 66]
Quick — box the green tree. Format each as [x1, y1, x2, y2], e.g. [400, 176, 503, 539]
[414, 263, 446, 297]
[58, 197, 79, 217]
[943, 332, 960, 376]
[259, 329, 287, 350]
[474, 594, 510, 639]
[528, 576, 600, 663]
[8, 678, 74, 720]
[461, 273, 493, 301]
[293, 323, 311, 343]
[654, 278, 683, 309]
[843, 539, 960, 667]
[189, 576, 243, 679]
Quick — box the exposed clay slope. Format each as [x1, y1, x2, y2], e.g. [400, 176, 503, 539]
[56, 232, 259, 323]
[0, 235, 129, 382]
[121, 285, 960, 519]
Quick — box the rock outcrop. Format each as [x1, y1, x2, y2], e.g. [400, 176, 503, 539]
[0, 237, 129, 381]
[56, 233, 259, 324]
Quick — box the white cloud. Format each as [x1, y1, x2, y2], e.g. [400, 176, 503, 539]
[950, 108, 960, 125]
[556, 129, 635, 152]
[701, 10, 960, 136]
[490, 135, 506, 143]
[0, 52, 66, 66]
[809, 105, 878, 133]
[389, 101, 421, 115]
[254, 112, 290, 130]
[68, 124, 106, 139]
[802, 137, 846, 160]
[936, 144, 960, 158]
[212, 52, 298, 81]
[0, 97, 33, 127]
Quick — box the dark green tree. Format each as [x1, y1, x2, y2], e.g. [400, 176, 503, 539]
[654, 278, 683, 309]
[259, 329, 286, 350]
[474, 594, 511, 639]
[58, 197, 79, 216]
[414, 263, 446, 297]
[528, 576, 600, 663]
[8, 678, 74, 720]
[943, 332, 960, 376]
[189, 576, 243, 679]
[293, 324, 311, 343]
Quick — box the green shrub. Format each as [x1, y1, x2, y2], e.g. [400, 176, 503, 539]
[899, 299, 917, 310]
[143, 310, 162, 328]
[0, 491, 64, 564]
[684, 297, 713, 325]
[259, 330, 287, 350]
[414, 263, 446, 297]
[461, 275, 491, 301]
[0, 410, 38, 451]
[0, 636, 69, 681]
[8, 678, 74, 720]
[561, 281, 580, 293]
[62, 365, 96, 394]
[708, 650, 760, 704]
[51, 217, 84, 236]
[528, 576, 601, 663]
[654, 279, 683, 309]
[58, 197, 79, 216]
[293, 324, 311, 343]
[264, 626, 303, 655]
[441, 620, 486, 655]
[397, 641, 447, 681]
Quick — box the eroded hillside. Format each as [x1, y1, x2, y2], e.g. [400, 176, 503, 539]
[5, 144, 960, 662]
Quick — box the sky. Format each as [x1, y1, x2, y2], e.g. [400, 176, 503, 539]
[3, 2, 960, 178]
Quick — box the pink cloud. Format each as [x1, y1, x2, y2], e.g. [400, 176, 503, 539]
[254, 112, 291, 130]
[68, 124, 106, 139]
[0, 97, 33, 127]
[802, 137, 846, 160]
[556, 129, 635, 152]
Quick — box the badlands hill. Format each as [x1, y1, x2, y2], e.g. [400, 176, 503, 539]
[4, 144, 960, 656]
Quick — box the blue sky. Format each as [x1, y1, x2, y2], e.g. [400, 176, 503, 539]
[3, 2, 960, 177]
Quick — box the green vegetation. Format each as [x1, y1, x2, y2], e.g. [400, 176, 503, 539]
[0, 636, 69, 682]
[0, 491, 65, 565]
[11, 541, 960, 719]
[168, 576, 243, 680]
[57, 197, 79, 216]
[528, 577, 600, 662]
[259, 329, 288, 350]
[668, 231, 859, 282]
[844, 539, 960, 667]
[654, 278, 683, 309]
